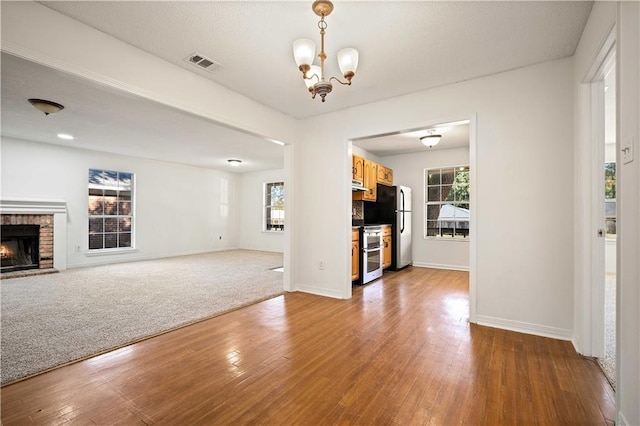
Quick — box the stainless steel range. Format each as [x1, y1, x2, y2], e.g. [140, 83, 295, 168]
[362, 225, 383, 284]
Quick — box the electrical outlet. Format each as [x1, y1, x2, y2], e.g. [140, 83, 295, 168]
[75, 245, 81, 252]
[219, 236, 222, 240]
[318, 260, 325, 270]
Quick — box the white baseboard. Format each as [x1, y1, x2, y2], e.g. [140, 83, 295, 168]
[412, 261, 469, 272]
[476, 315, 573, 341]
[67, 246, 238, 269]
[296, 284, 345, 299]
[571, 338, 582, 354]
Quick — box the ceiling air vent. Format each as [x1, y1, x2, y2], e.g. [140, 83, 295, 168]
[184, 52, 224, 73]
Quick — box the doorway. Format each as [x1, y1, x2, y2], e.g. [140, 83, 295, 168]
[591, 45, 617, 388]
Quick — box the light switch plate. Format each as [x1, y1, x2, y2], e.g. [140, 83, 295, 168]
[622, 137, 634, 164]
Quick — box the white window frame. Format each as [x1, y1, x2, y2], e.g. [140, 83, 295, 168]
[88, 169, 135, 252]
[424, 165, 470, 240]
[263, 181, 284, 232]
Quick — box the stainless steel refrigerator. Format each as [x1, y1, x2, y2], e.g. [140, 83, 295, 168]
[364, 184, 412, 269]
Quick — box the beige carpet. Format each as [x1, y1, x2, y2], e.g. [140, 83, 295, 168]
[0, 249, 284, 386]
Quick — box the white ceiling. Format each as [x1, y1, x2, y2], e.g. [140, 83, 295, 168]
[1, 1, 593, 170]
[1, 53, 284, 173]
[353, 121, 470, 157]
[39, 1, 593, 120]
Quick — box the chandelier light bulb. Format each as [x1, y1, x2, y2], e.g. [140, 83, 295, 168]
[293, 0, 358, 102]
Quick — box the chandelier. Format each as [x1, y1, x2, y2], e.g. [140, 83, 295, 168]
[292, 0, 359, 102]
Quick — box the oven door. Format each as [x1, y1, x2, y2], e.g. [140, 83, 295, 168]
[362, 246, 383, 284]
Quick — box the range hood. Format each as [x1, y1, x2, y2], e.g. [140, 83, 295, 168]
[352, 180, 367, 191]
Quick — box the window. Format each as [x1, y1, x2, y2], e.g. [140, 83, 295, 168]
[264, 182, 284, 231]
[604, 162, 616, 237]
[88, 169, 134, 250]
[425, 166, 470, 239]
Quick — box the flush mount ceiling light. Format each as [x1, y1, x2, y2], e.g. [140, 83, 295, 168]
[28, 99, 65, 115]
[420, 131, 442, 148]
[293, 0, 359, 102]
[227, 159, 242, 167]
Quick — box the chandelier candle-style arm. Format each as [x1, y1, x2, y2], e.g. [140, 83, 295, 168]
[292, 0, 359, 102]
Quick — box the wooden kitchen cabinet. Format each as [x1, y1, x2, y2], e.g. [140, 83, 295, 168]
[352, 228, 360, 281]
[377, 165, 393, 186]
[353, 159, 377, 201]
[382, 225, 392, 269]
[352, 155, 364, 185]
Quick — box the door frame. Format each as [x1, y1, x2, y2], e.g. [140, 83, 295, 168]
[578, 26, 616, 357]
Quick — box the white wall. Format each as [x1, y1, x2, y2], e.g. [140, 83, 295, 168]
[293, 57, 575, 340]
[1, 138, 239, 268]
[382, 147, 470, 271]
[352, 146, 383, 164]
[616, 2, 640, 424]
[239, 169, 285, 253]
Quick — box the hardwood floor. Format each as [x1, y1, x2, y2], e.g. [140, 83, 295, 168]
[1, 267, 615, 425]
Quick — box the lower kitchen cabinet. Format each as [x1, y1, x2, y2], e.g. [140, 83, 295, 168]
[382, 225, 392, 269]
[352, 228, 360, 281]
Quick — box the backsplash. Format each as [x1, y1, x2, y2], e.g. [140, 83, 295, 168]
[352, 200, 364, 220]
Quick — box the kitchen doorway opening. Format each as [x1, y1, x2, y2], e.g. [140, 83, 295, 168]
[348, 114, 477, 323]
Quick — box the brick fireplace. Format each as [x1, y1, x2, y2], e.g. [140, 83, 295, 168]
[0, 199, 67, 277]
[1, 214, 54, 272]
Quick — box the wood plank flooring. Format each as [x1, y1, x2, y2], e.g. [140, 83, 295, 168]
[1, 267, 615, 425]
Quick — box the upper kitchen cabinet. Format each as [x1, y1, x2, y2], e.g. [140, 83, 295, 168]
[377, 165, 393, 186]
[352, 155, 364, 185]
[353, 159, 377, 201]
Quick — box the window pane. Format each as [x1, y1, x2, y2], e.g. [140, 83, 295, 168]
[104, 233, 117, 249]
[119, 190, 132, 201]
[104, 170, 118, 187]
[426, 220, 439, 237]
[443, 185, 455, 202]
[454, 220, 470, 238]
[89, 169, 104, 186]
[118, 172, 133, 190]
[89, 234, 103, 250]
[605, 162, 616, 199]
[118, 217, 132, 232]
[452, 171, 470, 202]
[89, 218, 104, 233]
[119, 201, 131, 215]
[119, 233, 131, 248]
[426, 204, 440, 220]
[427, 171, 440, 186]
[104, 190, 118, 215]
[88, 196, 104, 215]
[105, 218, 118, 232]
[441, 169, 455, 185]
[427, 187, 440, 202]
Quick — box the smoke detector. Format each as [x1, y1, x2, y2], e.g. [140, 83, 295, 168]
[184, 52, 224, 73]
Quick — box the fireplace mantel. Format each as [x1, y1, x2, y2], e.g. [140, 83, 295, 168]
[0, 198, 67, 215]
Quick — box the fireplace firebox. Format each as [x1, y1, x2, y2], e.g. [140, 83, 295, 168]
[1, 225, 40, 273]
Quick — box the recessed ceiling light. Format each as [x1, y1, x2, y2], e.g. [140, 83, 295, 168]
[227, 159, 242, 167]
[57, 133, 74, 140]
